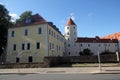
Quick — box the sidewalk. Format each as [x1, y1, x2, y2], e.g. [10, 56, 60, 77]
[0, 67, 120, 74]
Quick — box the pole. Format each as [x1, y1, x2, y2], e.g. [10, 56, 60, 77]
[116, 51, 119, 62]
[97, 51, 102, 71]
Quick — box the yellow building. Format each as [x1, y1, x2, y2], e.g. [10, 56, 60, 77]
[6, 14, 65, 63]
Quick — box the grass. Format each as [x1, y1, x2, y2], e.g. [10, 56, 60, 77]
[72, 63, 119, 67]
[53, 63, 120, 67]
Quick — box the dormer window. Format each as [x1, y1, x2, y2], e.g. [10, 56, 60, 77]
[25, 17, 31, 24]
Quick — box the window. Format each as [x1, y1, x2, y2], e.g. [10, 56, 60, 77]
[11, 31, 15, 37]
[51, 31, 53, 36]
[68, 38, 69, 41]
[38, 28, 42, 34]
[74, 38, 76, 40]
[69, 52, 70, 55]
[56, 45, 58, 51]
[54, 32, 55, 38]
[28, 56, 33, 62]
[68, 44, 70, 47]
[27, 43, 30, 50]
[88, 44, 89, 47]
[74, 44, 76, 46]
[67, 32, 69, 35]
[105, 44, 107, 47]
[22, 43, 25, 50]
[16, 57, 20, 63]
[13, 44, 16, 51]
[98, 44, 100, 47]
[26, 18, 31, 24]
[52, 43, 54, 49]
[25, 29, 28, 36]
[80, 44, 83, 47]
[74, 32, 76, 35]
[36, 42, 40, 49]
[108, 44, 110, 47]
[49, 42, 51, 49]
[59, 46, 60, 51]
[74, 26, 75, 29]
[49, 29, 51, 35]
[67, 27, 69, 29]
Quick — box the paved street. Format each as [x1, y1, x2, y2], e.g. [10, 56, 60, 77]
[0, 73, 120, 80]
[0, 67, 120, 80]
[0, 67, 120, 74]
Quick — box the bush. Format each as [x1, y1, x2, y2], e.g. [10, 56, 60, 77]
[80, 48, 93, 56]
[101, 50, 115, 55]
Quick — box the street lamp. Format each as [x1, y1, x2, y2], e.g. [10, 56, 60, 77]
[116, 51, 119, 62]
[97, 51, 102, 71]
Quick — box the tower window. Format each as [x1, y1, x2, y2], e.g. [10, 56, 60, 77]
[68, 44, 70, 47]
[69, 52, 70, 55]
[74, 32, 76, 35]
[68, 38, 69, 40]
[67, 32, 69, 35]
[74, 27, 75, 29]
[67, 27, 69, 29]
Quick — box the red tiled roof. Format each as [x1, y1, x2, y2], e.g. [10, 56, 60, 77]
[10, 14, 46, 28]
[103, 32, 120, 40]
[76, 37, 118, 43]
[66, 18, 76, 26]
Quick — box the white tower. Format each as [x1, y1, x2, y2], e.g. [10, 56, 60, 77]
[65, 18, 77, 42]
[64, 18, 77, 56]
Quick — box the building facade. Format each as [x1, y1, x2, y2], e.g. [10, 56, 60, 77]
[6, 14, 65, 63]
[64, 18, 119, 56]
[6, 14, 120, 63]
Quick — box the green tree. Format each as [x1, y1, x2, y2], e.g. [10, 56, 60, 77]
[0, 4, 11, 56]
[80, 48, 93, 55]
[17, 11, 32, 22]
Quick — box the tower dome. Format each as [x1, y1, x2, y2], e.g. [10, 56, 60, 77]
[65, 18, 77, 42]
[66, 18, 76, 26]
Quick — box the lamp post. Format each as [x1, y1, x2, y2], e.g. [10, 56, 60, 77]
[116, 51, 119, 62]
[97, 51, 102, 71]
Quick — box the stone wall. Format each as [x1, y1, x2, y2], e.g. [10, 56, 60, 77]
[0, 62, 49, 68]
[44, 54, 119, 67]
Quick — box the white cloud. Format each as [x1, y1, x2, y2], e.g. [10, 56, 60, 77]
[9, 13, 19, 22]
[88, 12, 94, 17]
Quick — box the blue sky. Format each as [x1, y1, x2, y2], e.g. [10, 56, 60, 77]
[1, 0, 120, 37]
